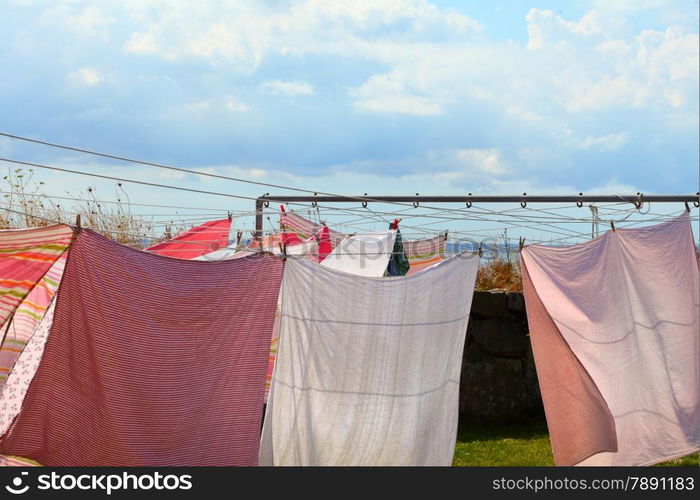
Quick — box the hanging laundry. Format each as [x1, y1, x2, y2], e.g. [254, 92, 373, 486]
[521, 214, 699, 466]
[145, 218, 232, 260]
[0, 229, 283, 466]
[315, 226, 332, 262]
[280, 211, 344, 247]
[0, 224, 74, 331]
[249, 232, 284, 251]
[259, 210, 445, 270]
[0, 252, 66, 387]
[405, 233, 447, 275]
[386, 221, 410, 276]
[260, 253, 479, 466]
[321, 231, 396, 277]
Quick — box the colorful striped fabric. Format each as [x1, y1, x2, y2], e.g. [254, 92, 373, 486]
[404, 233, 447, 275]
[279, 212, 345, 247]
[0, 229, 283, 466]
[0, 253, 66, 387]
[0, 224, 74, 331]
[145, 218, 232, 260]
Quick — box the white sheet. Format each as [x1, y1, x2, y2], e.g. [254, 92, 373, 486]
[522, 214, 699, 466]
[193, 247, 255, 261]
[320, 231, 396, 277]
[0, 302, 55, 436]
[260, 253, 479, 465]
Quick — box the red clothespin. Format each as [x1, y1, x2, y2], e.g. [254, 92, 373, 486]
[390, 218, 401, 230]
[280, 205, 286, 213]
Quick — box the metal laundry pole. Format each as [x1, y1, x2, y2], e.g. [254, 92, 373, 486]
[254, 193, 700, 240]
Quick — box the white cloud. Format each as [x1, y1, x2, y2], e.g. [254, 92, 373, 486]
[182, 100, 211, 112]
[576, 132, 629, 151]
[69, 67, 101, 86]
[454, 149, 506, 175]
[125, 32, 157, 54]
[351, 73, 442, 115]
[526, 8, 602, 50]
[191, 165, 297, 182]
[354, 93, 442, 116]
[225, 100, 250, 112]
[260, 80, 315, 96]
[117, 0, 481, 68]
[590, 0, 675, 13]
[64, 5, 114, 40]
[157, 169, 187, 181]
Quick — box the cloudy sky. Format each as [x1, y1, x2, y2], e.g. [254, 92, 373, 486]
[0, 0, 697, 239]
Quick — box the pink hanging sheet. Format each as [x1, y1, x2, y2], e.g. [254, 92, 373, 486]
[0, 229, 283, 466]
[521, 214, 699, 466]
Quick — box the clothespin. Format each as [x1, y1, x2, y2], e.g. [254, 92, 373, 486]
[390, 218, 401, 230]
[519, 237, 525, 251]
[280, 204, 286, 213]
[610, 221, 616, 232]
[75, 214, 81, 230]
[444, 229, 449, 239]
[278, 242, 287, 261]
[477, 242, 483, 257]
[227, 211, 232, 221]
[685, 201, 690, 213]
[235, 230, 242, 250]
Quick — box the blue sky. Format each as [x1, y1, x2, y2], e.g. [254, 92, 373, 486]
[0, 0, 697, 241]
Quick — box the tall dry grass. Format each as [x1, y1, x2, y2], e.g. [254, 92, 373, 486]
[0, 168, 186, 248]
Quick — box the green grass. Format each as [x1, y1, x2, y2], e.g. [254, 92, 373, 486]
[453, 420, 699, 466]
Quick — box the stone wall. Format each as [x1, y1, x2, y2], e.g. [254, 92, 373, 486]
[459, 291, 545, 423]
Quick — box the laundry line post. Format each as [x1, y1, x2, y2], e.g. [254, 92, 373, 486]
[255, 197, 265, 243]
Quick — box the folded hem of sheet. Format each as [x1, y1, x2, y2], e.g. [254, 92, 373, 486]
[271, 378, 460, 398]
[280, 313, 469, 327]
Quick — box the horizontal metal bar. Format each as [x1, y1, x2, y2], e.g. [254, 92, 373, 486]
[255, 193, 699, 238]
[259, 194, 699, 203]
